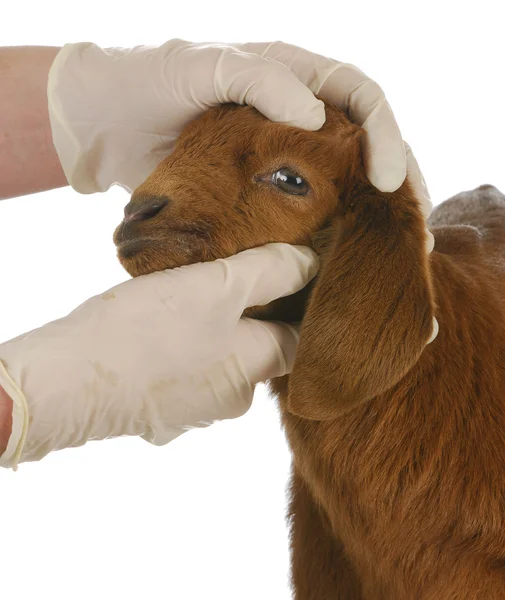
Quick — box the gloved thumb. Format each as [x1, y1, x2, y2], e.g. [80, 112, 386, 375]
[164, 243, 319, 318]
[235, 318, 301, 384]
[221, 243, 319, 312]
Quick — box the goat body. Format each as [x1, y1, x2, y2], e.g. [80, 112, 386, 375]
[114, 101, 505, 599]
[277, 183, 505, 599]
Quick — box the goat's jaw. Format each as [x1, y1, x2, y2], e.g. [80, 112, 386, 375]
[116, 231, 210, 277]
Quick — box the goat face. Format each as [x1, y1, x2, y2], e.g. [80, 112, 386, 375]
[114, 100, 434, 415]
[113, 101, 362, 279]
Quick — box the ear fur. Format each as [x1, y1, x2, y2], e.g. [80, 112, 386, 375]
[287, 165, 436, 420]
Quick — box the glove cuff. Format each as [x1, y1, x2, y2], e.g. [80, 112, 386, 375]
[0, 361, 29, 471]
[47, 42, 136, 195]
[47, 41, 176, 195]
[47, 43, 97, 194]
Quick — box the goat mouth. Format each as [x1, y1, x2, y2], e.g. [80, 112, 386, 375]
[116, 230, 209, 260]
[116, 238, 156, 259]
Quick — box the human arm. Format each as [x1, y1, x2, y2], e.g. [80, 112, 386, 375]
[0, 46, 67, 200]
[0, 243, 318, 470]
[46, 40, 423, 197]
[0, 385, 12, 457]
[1, 41, 429, 205]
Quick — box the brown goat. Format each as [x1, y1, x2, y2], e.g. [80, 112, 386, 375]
[114, 100, 505, 599]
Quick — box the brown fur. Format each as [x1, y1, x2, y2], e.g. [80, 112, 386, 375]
[114, 101, 505, 599]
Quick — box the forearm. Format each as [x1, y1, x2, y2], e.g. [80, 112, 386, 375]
[0, 385, 12, 458]
[0, 46, 67, 200]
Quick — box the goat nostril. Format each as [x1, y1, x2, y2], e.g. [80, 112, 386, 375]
[124, 196, 170, 222]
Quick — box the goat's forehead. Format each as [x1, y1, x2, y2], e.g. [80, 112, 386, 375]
[178, 111, 342, 156]
[200, 105, 348, 138]
[162, 104, 355, 175]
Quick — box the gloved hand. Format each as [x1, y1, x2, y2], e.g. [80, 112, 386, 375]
[47, 39, 428, 206]
[0, 243, 318, 470]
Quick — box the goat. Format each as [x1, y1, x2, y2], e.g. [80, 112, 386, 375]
[114, 100, 505, 599]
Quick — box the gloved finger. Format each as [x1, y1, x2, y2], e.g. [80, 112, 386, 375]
[156, 244, 319, 319]
[404, 141, 435, 253]
[405, 141, 432, 218]
[427, 317, 439, 344]
[237, 42, 406, 193]
[216, 47, 326, 130]
[402, 142, 438, 342]
[318, 69, 405, 193]
[212, 244, 318, 314]
[235, 318, 301, 384]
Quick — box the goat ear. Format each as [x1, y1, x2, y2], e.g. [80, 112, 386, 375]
[287, 177, 436, 420]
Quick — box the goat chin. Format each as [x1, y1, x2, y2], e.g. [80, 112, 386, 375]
[115, 99, 505, 599]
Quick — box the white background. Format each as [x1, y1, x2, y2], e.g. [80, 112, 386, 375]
[0, 1, 504, 598]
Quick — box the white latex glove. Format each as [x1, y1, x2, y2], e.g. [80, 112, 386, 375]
[0, 243, 318, 470]
[47, 39, 427, 201]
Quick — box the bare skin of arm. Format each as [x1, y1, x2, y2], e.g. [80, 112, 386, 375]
[0, 46, 67, 200]
[0, 386, 12, 457]
[0, 46, 67, 453]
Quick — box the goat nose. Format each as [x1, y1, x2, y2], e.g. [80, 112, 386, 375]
[124, 195, 170, 222]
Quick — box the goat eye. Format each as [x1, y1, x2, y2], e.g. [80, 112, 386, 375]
[272, 168, 309, 196]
